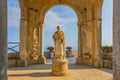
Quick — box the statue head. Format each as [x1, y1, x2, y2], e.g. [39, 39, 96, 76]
[57, 26, 61, 32]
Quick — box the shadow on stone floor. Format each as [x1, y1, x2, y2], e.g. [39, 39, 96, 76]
[8, 57, 113, 75]
[8, 63, 112, 74]
[8, 63, 94, 70]
[97, 68, 113, 74]
[8, 72, 54, 77]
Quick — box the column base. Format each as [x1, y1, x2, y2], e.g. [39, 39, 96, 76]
[76, 57, 84, 64]
[37, 56, 46, 64]
[76, 57, 93, 66]
[16, 59, 28, 67]
[93, 60, 103, 68]
[52, 59, 69, 76]
[76, 57, 103, 67]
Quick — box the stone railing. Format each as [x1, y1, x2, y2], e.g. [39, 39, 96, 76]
[102, 53, 112, 69]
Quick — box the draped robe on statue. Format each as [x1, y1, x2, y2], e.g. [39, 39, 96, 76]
[53, 27, 66, 59]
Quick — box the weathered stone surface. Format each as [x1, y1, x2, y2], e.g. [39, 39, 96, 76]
[52, 59, 69, 76]
[103, 60, 112, 69]
[113, 0, 120, 80]
[8, 60, 16, 68]
[8, 53, 20, 60]
[76, 57, 84, 64]
[37, 56, 46, 64]
[19, 0, 103, 67]
[53, 26, 66, 59]
[102, 53, 112, 60]
[16, 60, 28, 67]
[19, 18, 28, 66]
[0, 0, 7, 80]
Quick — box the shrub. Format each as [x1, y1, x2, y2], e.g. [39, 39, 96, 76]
[102, 46, 113, 53]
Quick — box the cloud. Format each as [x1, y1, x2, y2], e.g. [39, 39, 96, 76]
[8, 5, 20, 28]
[44, 10, 76, 31]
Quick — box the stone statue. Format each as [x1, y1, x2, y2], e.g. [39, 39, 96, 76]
[52, 26, 66, 59]
[52, 26, 68, 76]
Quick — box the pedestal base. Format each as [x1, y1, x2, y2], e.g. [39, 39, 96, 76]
[76, 57, 103, 67]
[52, 59, 69, 76]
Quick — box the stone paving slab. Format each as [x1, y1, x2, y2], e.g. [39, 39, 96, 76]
[8, 57, 112, 80]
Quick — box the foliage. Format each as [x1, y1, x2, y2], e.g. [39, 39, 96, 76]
[102, 46, 113, 53]
[102, 46, 112, 50]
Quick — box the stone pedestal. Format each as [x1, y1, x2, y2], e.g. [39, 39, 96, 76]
[52, 59, 69, 76]
[50, 51, 54, 59]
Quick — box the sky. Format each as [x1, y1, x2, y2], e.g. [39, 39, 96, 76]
[8, 0, 113, 50]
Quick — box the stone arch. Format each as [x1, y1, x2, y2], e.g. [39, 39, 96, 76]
[2, 0, 120, 80]
[40, 3, 83, 23]
[41, 4, 86, 64]
[43, 5, 79, 58]
[18, 0, 104, 68]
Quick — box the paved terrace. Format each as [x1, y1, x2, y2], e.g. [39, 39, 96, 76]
[8, 57, 112, 80]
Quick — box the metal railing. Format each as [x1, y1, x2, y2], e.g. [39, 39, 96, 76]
[8, 42, 20, 53]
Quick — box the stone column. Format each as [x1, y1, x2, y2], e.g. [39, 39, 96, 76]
[91, 3, 103, 67]
[38, 23, 46, 64]
[0, 0, 7, 80]
[19, 18, 28, 67]
[113, 0, 120, 80]
[92, 19, 103, 67]
[76, 22, 83, 64]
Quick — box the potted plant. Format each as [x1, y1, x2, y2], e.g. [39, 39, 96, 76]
[47, 46, 54, 51]
[66, 46, 72, 51]
[47, 46, 54, 59]
[66, 46, 72, 57]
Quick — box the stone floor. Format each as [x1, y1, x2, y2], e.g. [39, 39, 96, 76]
[8, 57, 113, 80]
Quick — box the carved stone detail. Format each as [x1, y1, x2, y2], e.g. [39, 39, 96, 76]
[19, 0, 104, 67]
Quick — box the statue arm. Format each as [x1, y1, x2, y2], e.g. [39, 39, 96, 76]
[53, 32, 58, 40]
[61, 31, 65, 44]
